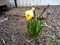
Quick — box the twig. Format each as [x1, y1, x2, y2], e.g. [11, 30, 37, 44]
[1, 38, 5, 45]
[0, 18, 8, 22]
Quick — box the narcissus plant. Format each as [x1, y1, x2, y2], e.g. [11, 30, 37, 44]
[25, 5, 52, 39]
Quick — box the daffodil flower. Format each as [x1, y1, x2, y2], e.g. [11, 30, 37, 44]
[25, 8, 35, 20]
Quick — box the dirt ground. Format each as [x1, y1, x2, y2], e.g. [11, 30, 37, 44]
[0, 5, 60, 45]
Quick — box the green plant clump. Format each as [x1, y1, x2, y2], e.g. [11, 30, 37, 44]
[25, 5, 51, 39]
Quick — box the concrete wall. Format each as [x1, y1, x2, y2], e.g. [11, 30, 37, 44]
[6, 0, 15, 7]
[0, 0, 7, 6]
[6, 0, 60, 7]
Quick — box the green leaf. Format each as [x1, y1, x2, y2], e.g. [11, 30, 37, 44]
[27, 20, 31, 34]
[37, 24, 47, 35]
[31, 17, 38, 35]
[40, 5, 49, 16]
[37, 25, 43, 34]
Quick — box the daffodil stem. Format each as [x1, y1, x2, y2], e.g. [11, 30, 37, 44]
[33, 9, 36, 18]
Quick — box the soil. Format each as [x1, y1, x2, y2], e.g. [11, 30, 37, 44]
[0, 5, 60, 45]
